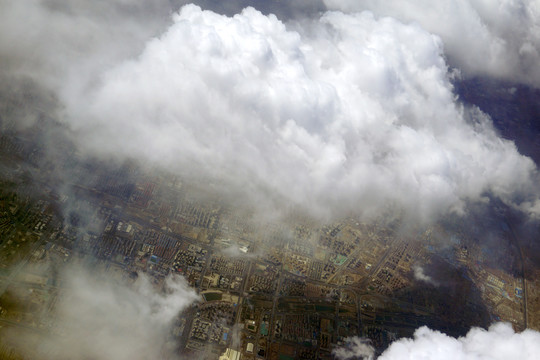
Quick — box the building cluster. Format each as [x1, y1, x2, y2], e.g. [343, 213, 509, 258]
[0, 125, 538, 359]
[247, 264, 279, 295]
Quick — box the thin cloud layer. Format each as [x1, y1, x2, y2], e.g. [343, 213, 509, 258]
[376, 322, 540, 360]
[0, 0, 176, 91]
[62, 5, 538, 221]
[324, 0, 540, 86]
[333, 337, 375, 360]
[5, 268, 199, 360]
[412, 265, 439, 286]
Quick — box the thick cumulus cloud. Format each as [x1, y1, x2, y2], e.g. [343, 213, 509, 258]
[375, 322, 540, 360]
[335, 323, 540, 360]
[324, 0, 540, 86]
[61, 5, 538, 221]
[4, 268, 199, 360]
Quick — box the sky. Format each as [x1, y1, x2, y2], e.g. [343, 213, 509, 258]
[1, 0, 540, 359]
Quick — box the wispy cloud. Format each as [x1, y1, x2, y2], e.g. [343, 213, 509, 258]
[333, 337, 375, 360]
[413, 265, 439, 286]
[5, 266, 199, 359]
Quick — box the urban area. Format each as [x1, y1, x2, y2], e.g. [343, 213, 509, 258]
[0, 113, 538, 360]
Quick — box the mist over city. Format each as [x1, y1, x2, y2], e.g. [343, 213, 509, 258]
[1, 1, 540, 359]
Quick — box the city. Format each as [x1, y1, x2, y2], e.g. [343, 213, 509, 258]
[0, 119, 538, 359]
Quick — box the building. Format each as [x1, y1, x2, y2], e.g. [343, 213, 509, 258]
[219, 348, 241, 360]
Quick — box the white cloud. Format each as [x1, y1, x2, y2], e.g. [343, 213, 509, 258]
[1, 2, 539, 222]
[4, 268, 199, 359]
[413, 265, 439, 286]
[59, 5, 538, 222]
[323, 0, 540, 86]
[333, 337, 375, 360]
[333, 323, 540, 360]
[0, 0, 178, 92]
[376, 322, 540, 360]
